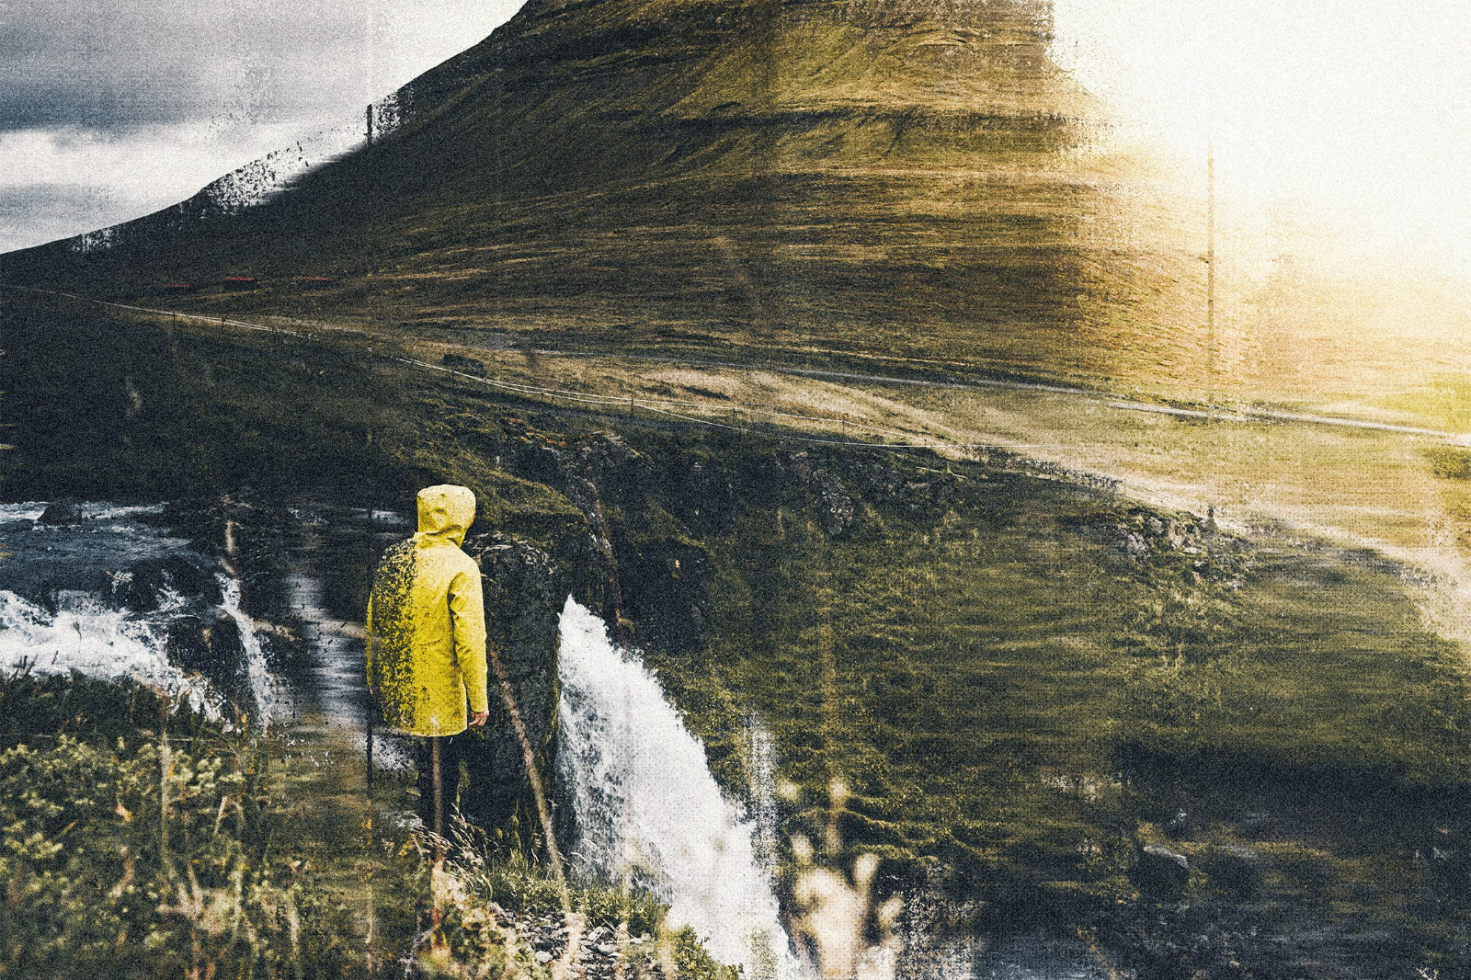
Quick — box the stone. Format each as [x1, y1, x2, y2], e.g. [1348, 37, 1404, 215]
[812, 469, 855, 536]
[1132, 843, 1190, 899]
[459, 531, 591, 850]
[1208, 845, 1264, 898]
[1166, 520, 1188, 550]
[37, 500, 84, 525]
[120, 555, 221, 612]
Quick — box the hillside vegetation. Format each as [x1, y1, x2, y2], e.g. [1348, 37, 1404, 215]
[5, 300, 1471, 977]
[1, 0, 1211, 392]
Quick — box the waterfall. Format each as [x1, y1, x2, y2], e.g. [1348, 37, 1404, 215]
[217, 575, 282, 727]
[556, 598, 799, 980]
[0, 588, 218, 715]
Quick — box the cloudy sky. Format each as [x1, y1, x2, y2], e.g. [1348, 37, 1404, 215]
[2, 0, 1470, 277]
[0, 0, 525, 253]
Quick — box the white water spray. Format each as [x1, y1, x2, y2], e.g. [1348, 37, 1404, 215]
[0, 589, 218, 715]
[556, 598, 798, 980]
[217, 576, 282, 726]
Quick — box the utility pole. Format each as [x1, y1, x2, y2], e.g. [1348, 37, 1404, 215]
[365, 105, 377, 278]
[1206, 140, 1219, 530]
[1207, 140, 1216, 421]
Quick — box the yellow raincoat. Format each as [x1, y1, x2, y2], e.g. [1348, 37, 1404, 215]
[366, 485, 489, 737]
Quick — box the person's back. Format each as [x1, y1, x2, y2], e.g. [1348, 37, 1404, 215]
[366, 485, 490, 835]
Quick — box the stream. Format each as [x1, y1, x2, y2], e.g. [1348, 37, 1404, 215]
[0, 498, 1110, 980]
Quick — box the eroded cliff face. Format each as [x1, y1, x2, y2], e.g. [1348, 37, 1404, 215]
[460, 530, 600, 846]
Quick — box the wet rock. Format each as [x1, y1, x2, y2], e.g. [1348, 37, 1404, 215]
[166, 613, 251, 708]
[459, 531, 599, 847]
[1132, 843, 1190, 899]
[120, 555, 221, 612]
[166, 616, 213, 672]
[618, 537, 711, 654]
[1207, 845, 1264, 898]
[571, 432, 648, 514]
[37, 500, 84, 525]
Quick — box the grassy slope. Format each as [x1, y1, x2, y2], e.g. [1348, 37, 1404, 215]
[6, 299, 1471, 975]
[643, 448, 1471, 945]
[0, 0, 1212, 394]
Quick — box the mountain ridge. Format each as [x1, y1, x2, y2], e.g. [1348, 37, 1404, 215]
[2, 0, 1206, 389]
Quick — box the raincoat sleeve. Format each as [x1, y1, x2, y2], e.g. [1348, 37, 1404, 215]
[450, 564, 489, 715]
[364, 594, 376, 689]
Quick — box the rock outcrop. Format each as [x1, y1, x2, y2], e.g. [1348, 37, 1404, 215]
[460, 531, 602, 851]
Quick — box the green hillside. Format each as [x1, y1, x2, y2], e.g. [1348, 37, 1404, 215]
[0, 0, 1205, 389]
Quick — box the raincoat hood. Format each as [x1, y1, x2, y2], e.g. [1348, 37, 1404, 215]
[416, 484, 476, 546]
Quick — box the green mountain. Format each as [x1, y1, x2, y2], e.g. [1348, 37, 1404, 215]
[2, 0, 1204, 387]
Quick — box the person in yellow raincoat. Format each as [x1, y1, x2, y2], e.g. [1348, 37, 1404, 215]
[366, 484, 490, 839]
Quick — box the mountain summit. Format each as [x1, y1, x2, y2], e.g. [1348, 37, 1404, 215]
[4, 0, 1203, 383]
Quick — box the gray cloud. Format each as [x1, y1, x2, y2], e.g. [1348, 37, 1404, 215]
[0, 1, 524, 252]
[0, 183, 127, 249]
[0, 0, 372, 132]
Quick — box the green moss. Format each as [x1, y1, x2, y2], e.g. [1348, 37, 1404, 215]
[638, 442, 1471, 951]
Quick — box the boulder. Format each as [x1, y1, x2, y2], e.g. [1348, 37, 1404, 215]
[120, 555, 222, 612]
[459, 531, 601, 852]
[166, 613, 251, 711]
[37, 500, 84, 525]
[166, 616, 213, 672]
[1132, 843, 1190, 899]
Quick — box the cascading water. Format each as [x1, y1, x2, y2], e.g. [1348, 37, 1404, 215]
[556, 598, 799, 980]
[0, 502, 277, 723]
[553, 600, 1111, 980]
[217, 575, 283, 725]
[0, 587, 218, 714]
